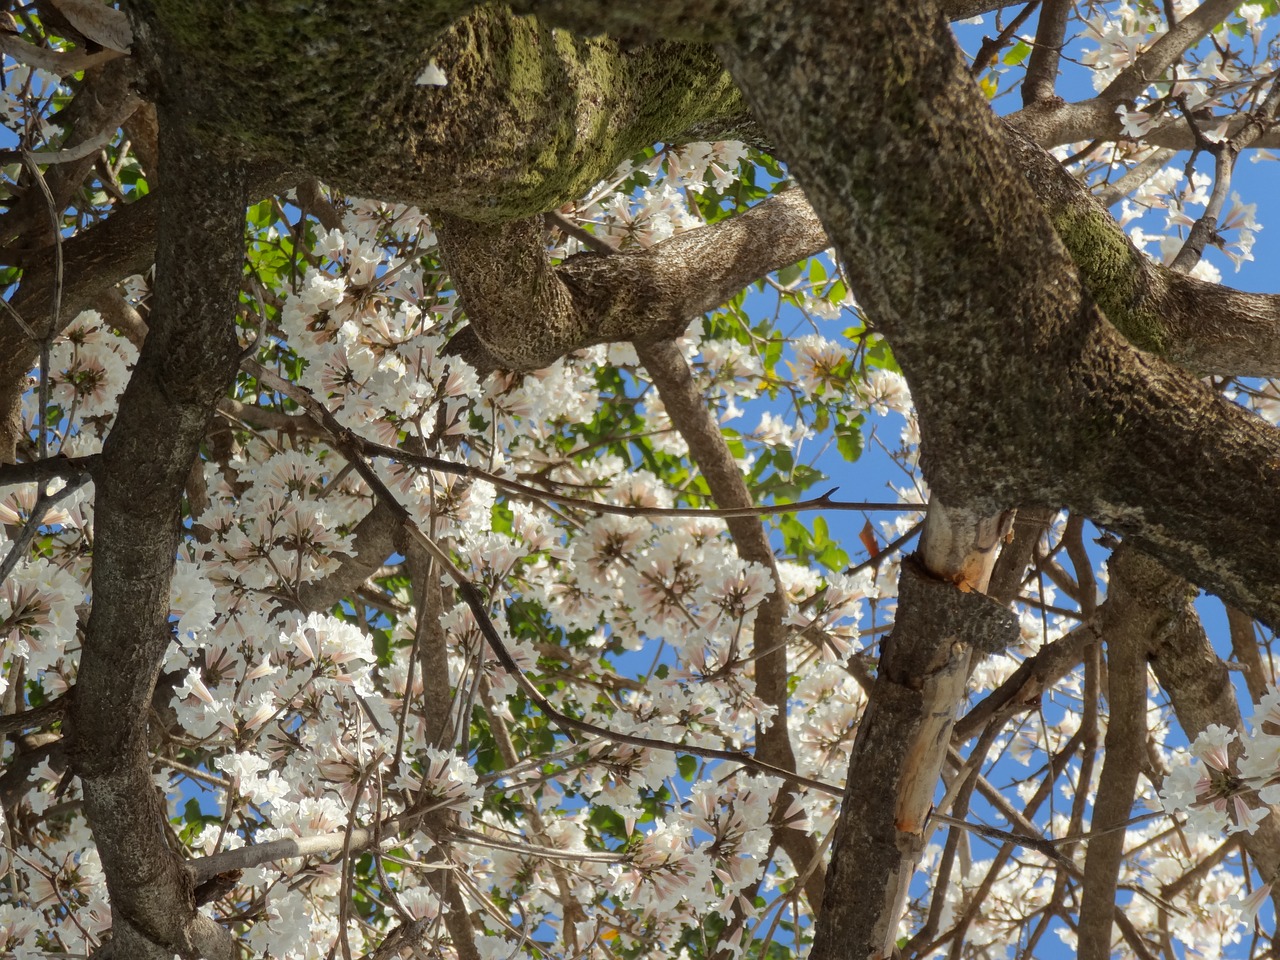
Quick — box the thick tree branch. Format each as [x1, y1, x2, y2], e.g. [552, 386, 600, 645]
[125, 5, 743, 219]
[439, 188, 827, 374]
[410, 547, 454, 749]
[1008, 129, 1280, 378]
[0, 693, 68, 736]
[811, 558, 1017, 960]
[1021, 0, 1070, 107]
[0, 454, 98, 485]
[65, 113, 246, 959]
[696, 0, 1280, 631]
[986, 504, 1054, 604]
[0, 193, 159, 460]
[215, 397, 326, 440]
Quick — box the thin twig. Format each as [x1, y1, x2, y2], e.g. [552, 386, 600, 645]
[0, 295, 38, 341]
[970, 2, 1040, 80]
[270, 370, 846, 798]
[19, 145, 62, 462]
[0, 474, 90, 584]
[246, 357, 925, 518]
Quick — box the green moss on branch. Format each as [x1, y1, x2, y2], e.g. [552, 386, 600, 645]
[1052, 203, 1166, 355]
[126, 2, 744, 219]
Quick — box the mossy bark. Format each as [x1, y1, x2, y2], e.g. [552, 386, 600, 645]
[124, 2, 743, 218]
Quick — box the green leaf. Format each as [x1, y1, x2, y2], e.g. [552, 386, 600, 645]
[1002, 40, 1031, 66]
[818, 543, 850, 571]
[836, 424, 863, 463]
[490, 501, 514, 535]
[247, 198, 273, 228]
[776, 261, 803, 287]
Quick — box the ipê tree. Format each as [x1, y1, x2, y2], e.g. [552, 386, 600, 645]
[3, 1, 1280, 958]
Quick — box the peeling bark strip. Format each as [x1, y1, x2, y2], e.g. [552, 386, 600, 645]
[917, 501, 1014, 594]
[813, 560, 1017, 960]
[66, 116, 246, 959]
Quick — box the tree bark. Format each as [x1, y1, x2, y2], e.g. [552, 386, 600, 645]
[66, 111, 246, 960]
[810, 558, 1017, 960]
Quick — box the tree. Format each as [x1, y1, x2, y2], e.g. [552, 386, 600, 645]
[3, 0, 1280, 958]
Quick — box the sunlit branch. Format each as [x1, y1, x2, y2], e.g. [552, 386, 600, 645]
[0, 695, 68, 736]
[446, 825, 628, 863]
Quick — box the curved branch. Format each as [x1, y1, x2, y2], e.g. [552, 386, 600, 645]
[446, 140, 1280, 386]
[133, 5, 744, 219]
[439, 187, 827, 374]
[1008, 130, 1280, 379]
[0, 454, 98, 486]
[292, 500, 405, 614]
[0, 193, 159, 459]
[0, 694, 68, 736]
